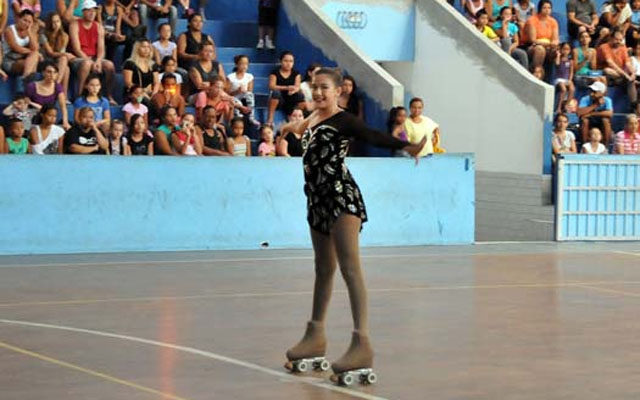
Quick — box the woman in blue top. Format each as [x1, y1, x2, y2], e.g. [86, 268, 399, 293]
[493, 6, 529, 69]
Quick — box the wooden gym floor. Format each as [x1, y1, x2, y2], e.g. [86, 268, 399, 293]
[1, 242, 640, 399]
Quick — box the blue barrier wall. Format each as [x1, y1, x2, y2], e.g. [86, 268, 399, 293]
[0, 155, 475, 255]
[556, 154, 640, 241]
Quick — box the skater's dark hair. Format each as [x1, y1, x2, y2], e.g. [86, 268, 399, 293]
[314, 68, 343, 87]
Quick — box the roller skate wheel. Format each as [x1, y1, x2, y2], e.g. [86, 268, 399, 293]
[318, 359, 331, 371]
[340, 373, 354, 386]
[365, 372, 377, 384]
[295, 360, 309, 373]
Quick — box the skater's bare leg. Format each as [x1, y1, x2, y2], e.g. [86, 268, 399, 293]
[330, 214, 374, 374]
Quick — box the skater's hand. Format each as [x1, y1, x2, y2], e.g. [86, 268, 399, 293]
[403, 136, 427, 164]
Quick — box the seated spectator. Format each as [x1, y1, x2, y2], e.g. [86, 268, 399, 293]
[492, 6, 529, 69]
[599, 0, 631, 39]
[514, 0, 536, 31]
[69, 1, 117, 104]
[276, 108, 304, 156]
[25, 61, 70, 130]
[573, 30, 607, 88]
[123, 85, 149, 127]
[195, 76, 235, 122]
[41, 12, 73, 96]
[123, 38, 159, 105]
[2, 10, 39, 81]
[64, 106, 108, 154]
[226, 117, 251, 156]
[154, 105, 179, 155]
[0, 125, 4, 154]
[227, 54, 259, 124]
[475, 9, 500, 43]
[615, 113, 640, 153]
[0, 0, 9, 34]
[171, 113, 202, 156]
[582, 127, 608, 153]
[56, 0, 83, 25]
[3, 92, 40, 131]
[97, 0, 126, 61]
[127, 113, 154, 155]
[339, 75, 364, 120]
[121, 5, 146, 60]
[3, 117, 30, 154]
[485, 0, 512, 21]
[177, 13, 214, 71]
[554, 43, 575, 113]
[631, 41, 640, 91]
[73, 74, 111, 131]
[153, 23, 180, 75]
[597, 27, 637, 113]
[552, 113, 577, 158]
[566, 0, 599, 41]
[628, 0, 640, 47]
[151, 72, 186, 123]
[258, 124, 276, 156]
[30, 104, 65, 155]
[522, 0, 559, 72]
[139, 0, 177, 34]
[11, 0, 43, 35]
[300, 62, 321, 112]
[388, 106, 410, 157]
[188, 42, 225, 100]
[257, 0, 279, 49]
[532, 65, 545, 80]
[404, 97, 439, 157]
[196, 105, 229, 156]
[462, 0, 486, 22]
[577, 81, 613, 144]
[158, 56, 184, 92]
[107, 119, 130, 155]
[267, 51, 304, 125]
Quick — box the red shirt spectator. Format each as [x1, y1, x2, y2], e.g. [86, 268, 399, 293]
[615, 129, 640, 155]
[78, 18, 98, 57]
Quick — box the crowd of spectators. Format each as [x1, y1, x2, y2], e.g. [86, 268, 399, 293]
[0, 0, 448, 157]
[464, 0, 640, 154]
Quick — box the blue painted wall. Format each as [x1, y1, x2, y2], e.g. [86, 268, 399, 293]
[0, 155, 475, 255]
[319, 1, 415, 62]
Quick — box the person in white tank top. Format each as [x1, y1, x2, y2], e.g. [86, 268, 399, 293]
[2, 10, 39, 78]
[581, 127, 608, 154]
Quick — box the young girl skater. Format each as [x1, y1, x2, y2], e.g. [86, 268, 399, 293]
[281, 68, 426, 385]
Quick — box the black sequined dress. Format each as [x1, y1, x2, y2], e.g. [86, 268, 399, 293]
[302, 112, 407, 234]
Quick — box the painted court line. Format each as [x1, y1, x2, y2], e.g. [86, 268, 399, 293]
[0, 319, 389, 400]
[613, 251, 640, 257]
[0, 250, 580, 269]
[574, 284, 640, 298]
[3, 281, 640, 308]
[0, 340, 191, 400]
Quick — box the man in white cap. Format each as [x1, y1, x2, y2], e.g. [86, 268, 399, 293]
[69, 0, 117, 104]
[577, 81, 613, 145]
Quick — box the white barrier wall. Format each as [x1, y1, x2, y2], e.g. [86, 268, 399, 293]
[381, 0, 555, 175]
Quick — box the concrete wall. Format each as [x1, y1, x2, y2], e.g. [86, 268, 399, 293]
[0, 155, 475, 255]
[314, 0, 415, 61]
[381, 0, 555, 175]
